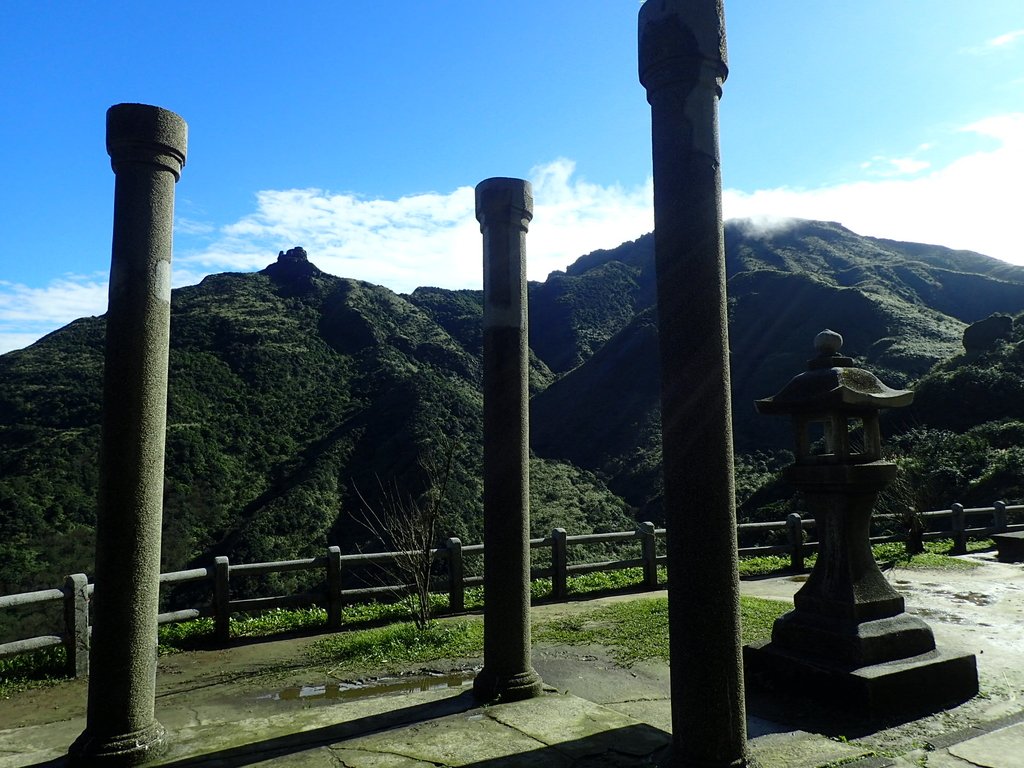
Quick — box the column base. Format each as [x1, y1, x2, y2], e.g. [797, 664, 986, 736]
[68, 720, 166, 766]
[745, 641, 978, 718]
[473, 667, 544, 703]
[770, 610, 936, 666]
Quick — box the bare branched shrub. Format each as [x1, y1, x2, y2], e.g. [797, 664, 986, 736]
[353, 437, 458, 629]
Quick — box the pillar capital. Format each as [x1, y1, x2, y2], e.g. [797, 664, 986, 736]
[638, 0, 728, 98]
[106, 103, 187, 180]
[475, 177, 533, 233]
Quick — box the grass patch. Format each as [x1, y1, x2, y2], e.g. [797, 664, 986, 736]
[3, 537, 993, 692]
[740, 595, 792, 644]
[739, 554, 792, 577]
[534, 595, 791, 668]
[0, 645, 69, 698]
[156, 603, 424, 654]
[307, 618, 483, 670]
[738, 538, 991, 577]
[872, 539, 989, 571]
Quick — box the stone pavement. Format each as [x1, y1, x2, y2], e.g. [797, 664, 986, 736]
[2, 556, 1023, 766]
[4, 681, 1024, 767]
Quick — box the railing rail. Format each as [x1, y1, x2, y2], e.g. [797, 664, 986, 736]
[2, 500, 1020, 678]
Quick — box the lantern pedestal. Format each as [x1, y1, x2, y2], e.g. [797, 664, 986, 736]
[744, 462, 978, 715]
[745, 643, 979, 717]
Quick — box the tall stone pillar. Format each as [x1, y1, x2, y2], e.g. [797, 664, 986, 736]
[472, 177, 543, 703]
[638, 3, 748, 767]
[70, 104, 186, 766]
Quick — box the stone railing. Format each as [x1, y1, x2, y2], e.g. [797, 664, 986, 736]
[2, 501, 1021, 679]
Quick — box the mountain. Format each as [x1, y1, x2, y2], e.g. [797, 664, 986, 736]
[0, 248, 633, 614]
[3, 222, 1024, 613]
[528, 220, 1024, 517]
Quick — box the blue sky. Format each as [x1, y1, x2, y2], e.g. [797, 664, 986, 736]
[2, 1, 1022, 353]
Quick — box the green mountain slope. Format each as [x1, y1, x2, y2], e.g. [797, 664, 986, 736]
[528, 220, 1024, 519]
[3, 221, 1024, 614]
[0, 249, 632, 614]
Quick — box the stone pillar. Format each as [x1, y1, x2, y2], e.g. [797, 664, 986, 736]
[70, 104, 186, 766]
[638, 3, 748, 767]
[472, 177, 543, 703]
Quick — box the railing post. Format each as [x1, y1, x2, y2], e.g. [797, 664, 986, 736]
[552, 528, 568, 600]
[994, 500, 1007, 533]
[786, 513, 805, 572]
[326, 546, 343, 630]
[64, 574, 90, 678]
[446, 538, 465, 613]
[214, 556, 230, 643]
[639, 522, 658, 589]
[951, 503, 967, 555]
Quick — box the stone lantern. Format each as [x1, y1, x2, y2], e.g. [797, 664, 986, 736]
[744, 330, 978, 716]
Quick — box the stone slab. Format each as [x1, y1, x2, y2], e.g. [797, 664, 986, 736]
[344, 708, 555, 767]
[328, 748, 444, 767]
[0, 689, 674, 768]
[748, 730, 871, 768]
[949, 722, 1024, 768]
[485, 693, 671, 759]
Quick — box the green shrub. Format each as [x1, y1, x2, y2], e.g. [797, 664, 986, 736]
[0, 645, 68, 696]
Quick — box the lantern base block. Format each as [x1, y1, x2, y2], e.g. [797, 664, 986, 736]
[744, 641, 978, 719]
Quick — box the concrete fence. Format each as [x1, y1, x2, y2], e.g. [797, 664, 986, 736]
[2, 501, 1021, 679]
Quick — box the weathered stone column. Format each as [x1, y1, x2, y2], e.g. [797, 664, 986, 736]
[472, 177, 543, 703]
[638, 3, 748, 767]
[70, 104, 186, 765]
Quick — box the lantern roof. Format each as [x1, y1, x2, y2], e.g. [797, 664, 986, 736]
[755, 330, 914, 415]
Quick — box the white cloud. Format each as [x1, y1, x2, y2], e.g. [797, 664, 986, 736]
[723, 112, 1024, 264]
[0, 276, 109, 354]
[987, 29, 1024, 49]
[859, 155, 931, 177]
[176, 158, 654, 292]
[0, 331, 47, 354]
[4, 115, 1023, 355]
[528, 159, 653, 279]
[175, 218, 216, 236]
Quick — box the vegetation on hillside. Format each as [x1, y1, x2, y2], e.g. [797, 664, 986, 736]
[3, 224, 1024, 643]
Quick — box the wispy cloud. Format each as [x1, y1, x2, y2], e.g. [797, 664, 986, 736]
[175, 218, 216, 236]
[3, 114, 1022, 355]
[987, 29, 1024, 49]
[0, 162, 654, 354]
[0, 276, 107, 322]
[859, 155, 931, 177]
[724, 112, 1024, 263]
[0, 275, 108, 354]
[964, 28, 1024, 55]
[176, 158, 654, 292]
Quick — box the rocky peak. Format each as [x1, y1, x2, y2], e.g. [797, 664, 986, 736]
[262, 246, 322, 282]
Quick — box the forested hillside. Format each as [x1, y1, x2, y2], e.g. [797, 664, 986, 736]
[0, 249, 633, 607]
[529, 220, 1024, 518]
[3, 221, 1024, 612]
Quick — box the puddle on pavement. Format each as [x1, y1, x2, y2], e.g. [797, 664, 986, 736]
[951, 591, 993, 606]
[258, 670, 476, 703]
[910, 607, 967, 625]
